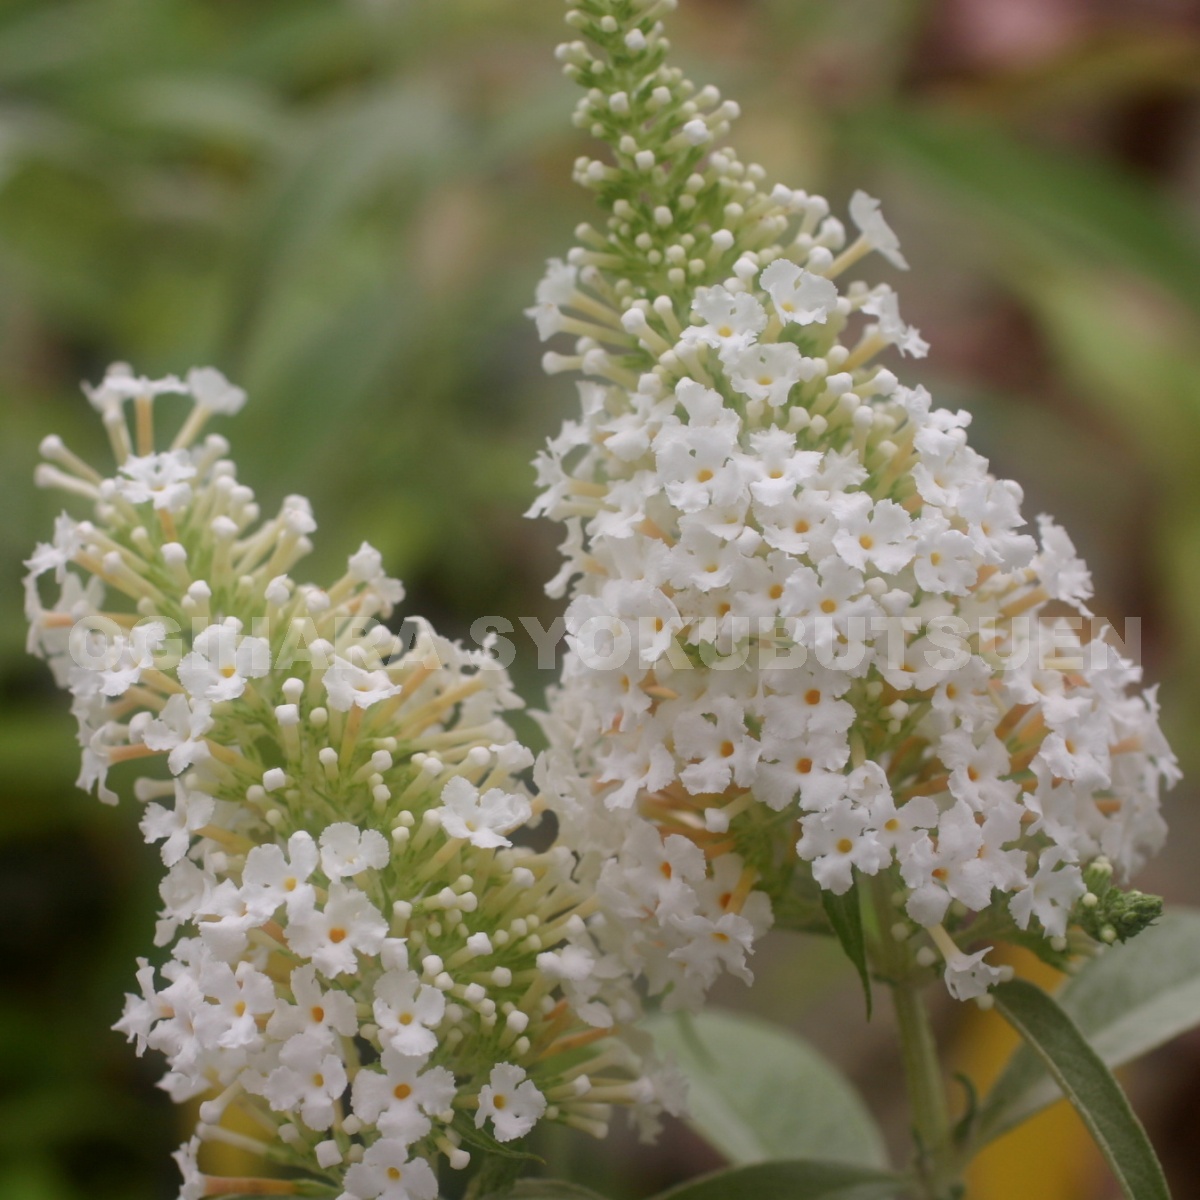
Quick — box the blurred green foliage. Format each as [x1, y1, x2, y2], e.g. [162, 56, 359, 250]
[1, 0, 1198, 1196]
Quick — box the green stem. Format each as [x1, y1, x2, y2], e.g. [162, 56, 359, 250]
[891, 976, 955, 1198]
[870, 879, 957, 1199]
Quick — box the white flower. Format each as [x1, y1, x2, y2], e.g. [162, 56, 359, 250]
[1035, 515, 1093, 612]
[780, 558, 879, 654]
[178, 619, 271, 703]
[754, 738, 848, 812]
[142, 694, 212, 775]
[347, 542, 405, 611]
[139, 781, 215, 867]
[144, 957, 207, 1076]
[655, 427, 741, 517]
[600, 825, 707, 924]
[940, 731, 1021, 812]
[287, 884, 388, 978]
[726, 341, 813, 407]
[958, 479, 1035, 570]
[796, 803, 889, 895]
[675, 697, 759, 795]
[666, 525, 753, 594]
[758, 259, 838, 324]
[97, 621, 167, 698]
[849, 190, 908, 270]
[668, 911, 756, 989]
[911, 518, 978, 595]
[194, 877, 278, 960]
[77, 720, 121, 804]
[744, 427, 821, 506]
[1009, 848, 1085, 939]
[756, 487, 838, 557]
[263, 1032, 347, 1130]
[339, 1140, 439, 1200]
[350, 1048, 456, 1144]
[112, 451, 196, 511]
[372, 970, 445, 1057]
[242, 831, 320, 916]
[680, 285, 766, 352]
[930, 927, 1006, 1002]
[525, 257, 578, 341]
[319, 822, 390, 879]
[598, 739, 676, 810]
[830, 495, 915, 574]
[323, 656, 402, 712]
[116, 958, 170, 1054]
[901, 802, 1021, 923]
[435, 776, 531, 848]
[268, 963, 359, 1043]
[861, 285, 927, 356]
[186, 366, 246, 415]
[154, 860, 211, 947]
[475, 1063, 546, 1142]
[196, 959, 276, 1050]
[1037, 721, 1111, 791]
[867, 786, 938, 858]
[25, 512, 87, 585]
[171, 1135, 206, 1200]
[84, 363, 187, 412]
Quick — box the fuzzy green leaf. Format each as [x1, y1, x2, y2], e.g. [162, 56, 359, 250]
[651, 1160, 904, 1200]
[990, 979, 1169, 1200]
[504, 1183, 610, 1200]
[649, 1010, 887, 1169]
[977, 908, 1200, 1143]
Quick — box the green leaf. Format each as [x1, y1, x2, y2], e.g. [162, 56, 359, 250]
[648, 1009, 887, 1169]
[504, 1183, 610, 1200]
[976, 908, 1200, 1142]
[990, 979, 1169, 1200]
[111, 76, 289, 150]
[823, 883, 872, 1017]
[651, 1160, 904, 1200]
[1017, 269, 1200, 472]
[950, 1072, 978, 1149]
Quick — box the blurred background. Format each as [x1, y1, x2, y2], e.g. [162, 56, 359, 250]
[1, 0, 1198, 1196]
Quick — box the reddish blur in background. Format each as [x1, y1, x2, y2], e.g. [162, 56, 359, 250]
[0, 0, 1197, 1196]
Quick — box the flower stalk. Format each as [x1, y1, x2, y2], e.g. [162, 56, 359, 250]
[870, 878, 955, 1199]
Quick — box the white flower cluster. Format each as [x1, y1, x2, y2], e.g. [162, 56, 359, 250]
[26, 368, 680, 1199]
[530, 0, 1178, 1003]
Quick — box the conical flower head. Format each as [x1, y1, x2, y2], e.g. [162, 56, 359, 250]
[530, 0, 1177, 1004]
[27, 367, 680, 1196]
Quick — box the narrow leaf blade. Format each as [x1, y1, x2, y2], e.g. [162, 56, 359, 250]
[992, 979, 1170, 1200]
[823, 884, 872, 1018]
[651, 1160, 903, 1200]
[978, 908, 1200, 1141]
[506, 1184, 610, 1200]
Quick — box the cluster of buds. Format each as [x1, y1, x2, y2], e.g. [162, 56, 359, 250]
[529, 0, 1177, 1004]
[26, 367, 680, 1199]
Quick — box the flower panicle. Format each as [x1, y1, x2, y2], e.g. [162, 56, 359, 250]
[26, 368, 682, 1200]
[528, 0, 1177, 1007]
